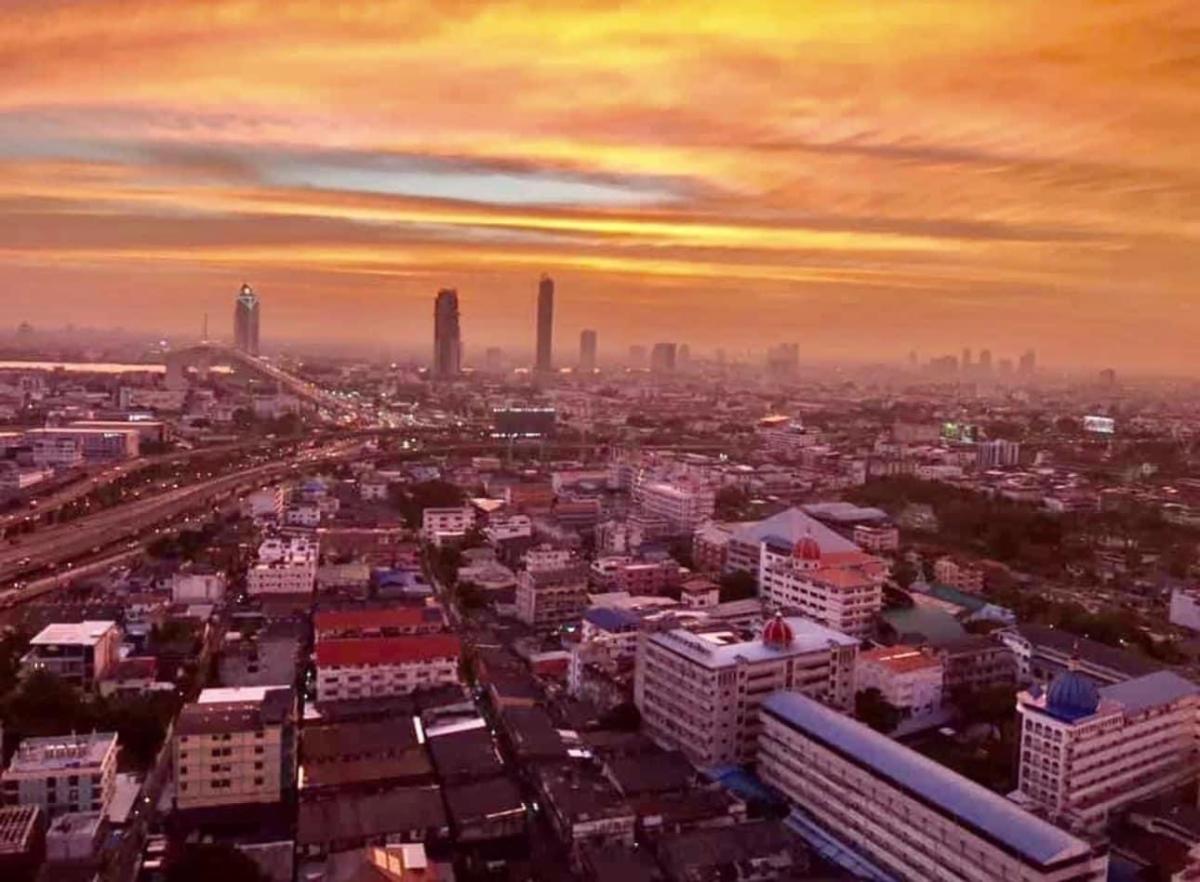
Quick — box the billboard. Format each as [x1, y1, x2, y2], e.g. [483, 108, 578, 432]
[492, 407, 556, 439]
[1083, 415, 1115, 435]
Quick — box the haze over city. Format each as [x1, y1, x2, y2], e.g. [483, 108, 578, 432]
[2, 0, 1197, 370]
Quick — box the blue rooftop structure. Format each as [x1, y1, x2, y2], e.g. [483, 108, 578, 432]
[762, 691, 1094, 868]
[1099, 670, 1200, 714]
[1045, 669, 1101, 721]
[583, 607, 641, 632]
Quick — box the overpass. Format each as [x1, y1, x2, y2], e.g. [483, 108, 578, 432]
[164, 342, 355, 415]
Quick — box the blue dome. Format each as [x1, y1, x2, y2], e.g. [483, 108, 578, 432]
[1046, 670, 1100, 721]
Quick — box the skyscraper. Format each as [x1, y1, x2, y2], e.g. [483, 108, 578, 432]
[961, 347, 972, 372]
[432, 288, 462, 379]
[536, 274, 554, 373]
[1018, 349, 1036, 375]
[579, 329, 597, 372]
[650, 342, 677, 374]
[233, 283, 260, 356]
[979, 349, 993, 373]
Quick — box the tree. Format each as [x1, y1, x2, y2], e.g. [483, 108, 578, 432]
[715, 486, 750, 520]
[599, 702, 641, 732]
[718, 570, 757, 603]
[855, 688, 901, 733]
[166, 843, 268, 882]
[891, 559, 918, 591]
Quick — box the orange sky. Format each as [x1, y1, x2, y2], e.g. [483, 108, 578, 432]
[2, 0, 1197, 369]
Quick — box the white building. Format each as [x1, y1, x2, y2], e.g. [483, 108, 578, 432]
[359, 478, 389, 501]
[174, 686, 296, 812]
[1015, 668, 1200, 833]
[634, 614, 858, 766]
[1169, 587, 1200, 632]
[27, 435, 84, 469]
[22, 621, 121, 689]
[247, 536, 318, 595]
[314, 634, 462, 702]
[855, 646, 944, 720]
[635, 479, 715, 536]
[245, 486, 285, 520]
[1, 733, 118, 818]
[524, 545, 574, 572]
[284, 502, 321, 528]
[421, 506, 474, 541]
[977, 438, 1021, 469]
[851, 523, 899, 553]
[484, 514, 533, 545]
[757, 417, 821, 458]
[170, 568, 227, 604]
[757, 536, 885, 639]
[759, 692, 1108, 882]
[24, 427, 139, 461]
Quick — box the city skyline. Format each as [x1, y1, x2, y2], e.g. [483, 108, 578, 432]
[0, 1, 1197, 372]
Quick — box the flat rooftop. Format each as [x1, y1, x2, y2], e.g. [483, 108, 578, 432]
[6, 732, 117, 773]
[30, 620, 116, 646]
[649, 616, 857, 669]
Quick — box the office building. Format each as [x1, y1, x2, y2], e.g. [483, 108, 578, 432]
[22, 621, 121, 689]
[24, 427, 139, 462]
[432, 288, 462, 379]
[246, 535, 318, 595]
[650, 342, 677, 374]
[536, 274, 554, 372]
[757, 535, 886, 639]
[233, 282, 260, 355]
[579, 329, 597, 372]
[1015, 668, 1200, 833]
[174, 686, 296, 811]
[979, 348, 993, 373]
[1019, 348, 1037, 375]
[635, 614, 858, 766]
[1, 733, 118, 818]
[314, 634, 461, 701]
[760, 692, 1107, 882]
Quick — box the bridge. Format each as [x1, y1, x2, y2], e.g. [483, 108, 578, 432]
[164, 342, 355, 415]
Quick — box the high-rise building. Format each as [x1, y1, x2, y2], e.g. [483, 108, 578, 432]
[979, 348, 993, 373]
[650, 342, 677, 374]
[1019, 349, 1037, 375]
[767, 343, 799, 377]
[961, 347, 972, 371]
[484, 346, 503, 373]
[233, 283, 260, 356]
[433, 288, 462, 379]
[628, 345, 647, 368]
[536, 274, 554, 373]
[579, 329, 597, 372]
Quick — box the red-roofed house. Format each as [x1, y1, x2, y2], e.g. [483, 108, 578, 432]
[315, 635, 462, 702]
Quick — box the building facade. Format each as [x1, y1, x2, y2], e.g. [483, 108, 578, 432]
[855, 646, 944, 720]
[234, 283, 261, 355]
[757, 537, 885, 639]
[22, 621, 121, 689]
[1, 733, 118, 818]
[536, 274, 554, 373]
[314, 635, 462, 702]
[759, 692, 1108, 882]
[247, 536, 318, 595]
[1015, 668, 1200, 833]
[635, 614, 858, 766]
[515, 565, 589, 630]
[579, 329, 597, 372]
[433, 288, 462, 379]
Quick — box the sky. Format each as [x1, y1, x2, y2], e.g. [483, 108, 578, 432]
[1, 0, 1197, 370]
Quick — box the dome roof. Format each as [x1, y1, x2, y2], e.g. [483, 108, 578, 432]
[1046, 669, 1100, 721]
[762, 613, 795, 648]
[793, 535, 822, 561]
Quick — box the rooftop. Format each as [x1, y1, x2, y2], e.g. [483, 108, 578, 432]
[316, 634, 462, 667]
[1099, 670, 1200, 716]
[648, 616, 857, 669]
[762, 692, 1094, 868]
[6, 732, 117, 772]
[732, 507, 858, 553]
[860, 646, 943, 674]
[315, 606, 444, 635]
[29, 620, 117, 646]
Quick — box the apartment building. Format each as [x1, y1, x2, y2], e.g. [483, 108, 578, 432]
[757, 536, 885, 639]
[855, 646, 944, 720]
[1015, 668, 1200, 833]
[634, 614, 858, 766]
[246, 535, 318, 595]
[174, 686, 297, 812]
[1, 733, 118, 818]
[934, 557, 985, 593]
[759, 692, 1108, 882]
[421, 506, 474, 541]
[635, 479, 715, 536]
[22, 621, 121, 689]
[515, 563, 589, 630]
[314, 634, 462, 702]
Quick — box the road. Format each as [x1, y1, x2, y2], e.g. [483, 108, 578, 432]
[0, 438, 364, 601]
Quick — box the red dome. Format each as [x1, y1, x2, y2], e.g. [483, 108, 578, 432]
[762, 613, 795, 648]
[793, 536, 822, 561]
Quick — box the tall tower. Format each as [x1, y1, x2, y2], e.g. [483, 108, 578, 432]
[536, 274, 554, 373]
[579, 329, 597, 373]
[433, 288, 462, 379]
[233, 283, 260, 356]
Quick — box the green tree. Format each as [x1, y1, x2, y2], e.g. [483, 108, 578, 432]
[891, 558, 918, 590]
[855, 688, 901, 733]
[718, 570, 757, 603]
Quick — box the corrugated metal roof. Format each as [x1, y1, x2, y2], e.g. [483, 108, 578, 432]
[762, 692, 1093, 867]
[1099, 670, 1200, 715]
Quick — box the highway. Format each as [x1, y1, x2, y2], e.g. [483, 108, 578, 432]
[0, 438, 363, 594]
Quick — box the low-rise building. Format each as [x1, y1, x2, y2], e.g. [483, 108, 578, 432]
[24, 427, 139, 461]
[851, 523, 900, 553]
[22, 621, 120, 689]
[174, 686, 297, 812]
[855, 645, 944, 720]
[935, 635, 1017, 695]
[635, 614, 858, 766]
[760, 691, 1108, 882]
[515, 563, 589, 630]
[933, 557, 985, 593]
[1016, 668, 1200, 833]
[1, 733, 118, 818]
[421, 506, 474, 542]
[170, 566, 227, 604]
[636, 479, 715, 536]
[247, 535, 318, 595]
[314, 634, 461, 702]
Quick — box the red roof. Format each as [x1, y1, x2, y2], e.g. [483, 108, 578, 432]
[316, 635, 462, 667]
[314, 606, 442, 634]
